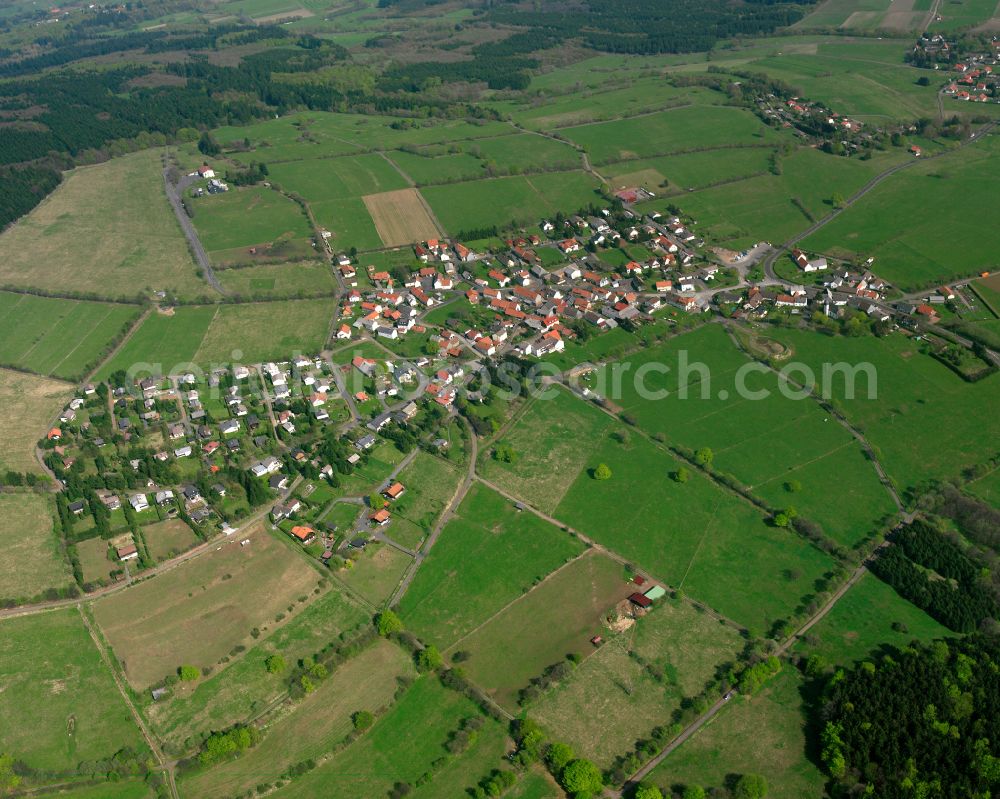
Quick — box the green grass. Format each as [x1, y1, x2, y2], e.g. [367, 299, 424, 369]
[311, 196, 385, 252]
[268, 674, 512, 798]
[337, 541, 413, 606]
[0, 292, 139, 380]
[561, 106, 780, 166]
[192, 185, 313, 253]
[966, 468, 1000, 510]
[216, 260, 337, 298]
[146, 584, 370, 748]
[421, 171, 602, 236]
[794, 571, 950, 667]
[0, 494, 74, 602]
[397, 483, 586, 648]
[95, 306, 215, 379]
[802, 133, 1000, 290]
[192, 298, 332, 363]
[267, 153, 409, 202]
[0, 609, 146, 772]
[648, 668, 825, 799]
[388, 452, 463, 550]
[532, 596, 745, 769]
[609, 146, 774, 193]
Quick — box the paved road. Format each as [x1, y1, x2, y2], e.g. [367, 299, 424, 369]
[163, 169, 225, 295]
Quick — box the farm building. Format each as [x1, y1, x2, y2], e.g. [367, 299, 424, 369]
[628, 592, 652, 609]
[644, 585, 667, 601]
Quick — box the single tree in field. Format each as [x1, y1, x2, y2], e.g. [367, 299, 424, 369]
[265, 654, 285, 674]
[416, 645, 443, 672]
[593, 463, 612, 481]
[178, 665, 199, 682]
[674, 467, 689, 483]
[352, 710, 374, 731]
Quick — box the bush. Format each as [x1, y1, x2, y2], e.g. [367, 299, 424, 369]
[593, 463, 612, 481]
[178, 665, 199, 682]
[352, 710, 375, 731]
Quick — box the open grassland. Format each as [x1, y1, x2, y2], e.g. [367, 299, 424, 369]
[0, 368, 72, 474]
[0, 151, 204, 299]
[181, 639, 414, 798]
[768, 328, 1000, 494]
[484, 387, 838, 635]
[312, 196, 385, 251]
[387, 149, 485, 185]
[455, 552, 635, 710]
[0, 494, 73, 602]
[268, 675, 512, 799]
[93, 524, 325, 689]
[398, 483, 586, 648]
[95, 306, 215, 379]
[968, 467, 1000, 510]
[610, 147, 774, 194]
[143, 519, 200, 562]
[46, 781, 154, 799]
[192, 185, 313, 256]
[77, 535, 117, 586]
[336, 542, 413, 606]
[930, 0, 1000, 29]
[795, 571, 949, 666]
[561, 106, 779, 165]
[267, 152, 409, 201]
[595, 324, 897, 547]
[666, 147, 904, 250]
[802, 133, 1000, 289]
[363, 188, 443, 247]
[0, 609, 145, 772]
[147, 585, 369, 748]
[533, 598, 744, 769]
[216, 260, 337, 298]
[192, 298, 333, 363]
[0, 293, 139, 380]
[648, 668, 825, 799]
[388, 452, 464, 550]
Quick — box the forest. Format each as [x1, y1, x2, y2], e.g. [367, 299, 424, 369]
[818, 635, 1000, 798]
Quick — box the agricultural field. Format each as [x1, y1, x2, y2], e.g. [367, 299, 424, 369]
[609, 147, 774, 194]
[453, 552, 634, 710]
[336, 541, 413, 606]
[92, 524, 325, 689]
[215, 260, 337, 298]
[0, 368, 72, 475]
[76, 535, 119, 586]
[802, 132, 1000, 290]
[648, 668, 825, 799]
[387, 452, 464, 550]
[795, 571, 950, 666]
[268, 674, 512, 798]
[0, 493, 73, 602]
[767, 328, 1000, 494]
[0, 293, 140, 380]
[398, 483, 586, 648]
[180, 639, 414, 798]
[363, 188, 443, 247]
[266, 152, 409, 201]
[795, 0, 929, 32]
[561, 106, 780, 166]
[532, 596, 745, 769]
[967, 467, 1000, 509]
[0, 151, 205, 299]
[146, 585, 370, 748]
[421, 171, 602, 236]
[94, 306, 215, 379]
[484, 387, 839, 635]
[0, 609, 146, 772]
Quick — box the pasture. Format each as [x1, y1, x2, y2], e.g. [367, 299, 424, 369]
[533, 597, 744, 769]
[0, 293, 139, 380]
[397, 483, 586, 648]
[802, 133, 1000, 290]
[95, 306, 215, 379]
[0, 494, 73, 602]
[363, 188, 443, 247]
[648, 669, 825, 799]
[767, 328, 1000, 494]
[388, 452, 464, 550]
[561, 106, 779, 165]
[267, 152, 409, 201]
[143, 519, 200, 562]
[312, 196, 385, 251]
[76, 535, 118, 586]
[795, 571, 949, 666]
[337, 542, 413, 606]
[191, 185, 313, 260]
[93, 523, 325, 689]
[180, 639, 414, 798]
[0, 151, 205, 299]
[215, 260, 337, 298]
[268, 675, 512, 798]
[968, 467, 1000, 510]
[146, 585, 370, 748]
[0, 609, 145, 772]
[192, 298, 333, 363]
[610, 147, 773, 194]
[0, 368, 72, 475]
[454, 552, 633, 710]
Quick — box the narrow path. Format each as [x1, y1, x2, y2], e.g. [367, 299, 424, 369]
[83, 307, 152, 384]
[162, 168, 225, 296]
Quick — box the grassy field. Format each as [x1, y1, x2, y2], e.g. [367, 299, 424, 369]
[561, 106, 779, 165]
[336, 541, 413, 606]
[483, 388, 838, 635]
[967, 467, 1000, 509]
[0, 609, 145, 772]
[0, 151, 204, 299]
[192, 185, 313, 255]
[802, 132, 1000, 289]
[533, 597, 745, 769]
[0, 368, 72, 475]
[311, 196, 385, 251]
[610, 147, 773, 194]
[768, 328, 1000, 494]
[0, 293, 139, 380]
[146, 585, 370, 748]
[363, 188, 443, 247]
[95, 306, 215, 379]
[93, 524, 325, 689]
[77, 535, 118, 586]
[268, 674, 512, 798]
[215, 260, 337, 298]
[454, 551, 635, 710]
[648, 668, 825, 799]
[180, 639, 414, 797]
[794, 571, 949, 666]
[421, 171, 602, 235]
[267, 153, 409, 202]
[0, 494, 73, 602]
[398, 483, 586, 648]
[388, 452, 464, 550]
[143, 519, 200, 562]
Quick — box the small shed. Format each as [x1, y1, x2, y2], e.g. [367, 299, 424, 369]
[644, 585, 667, 601]
[628, 592, 652, 609]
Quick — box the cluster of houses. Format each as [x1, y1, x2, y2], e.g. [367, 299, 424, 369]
[944, 60, 998, 103]
[192, 164, 229, 195]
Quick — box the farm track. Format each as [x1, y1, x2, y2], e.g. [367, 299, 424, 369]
[163, 169, 225, 296]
